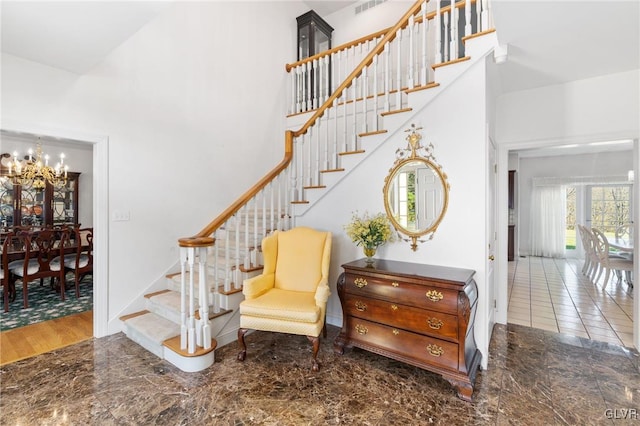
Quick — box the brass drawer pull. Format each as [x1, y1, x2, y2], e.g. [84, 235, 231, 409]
[390, 304, 398, 311]
[355, 301, 367, 312]
[426, 290, 443, 302]
[391, 282, 399, 287]
[354, 278, 368, 288]
[355, 324, 368, 335]
[426, 344, 444, 357]
[392, 329, 399, 335]
[427, 317, 443, 330]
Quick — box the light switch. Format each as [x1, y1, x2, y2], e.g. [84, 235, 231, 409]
[112, 210, 130, 221]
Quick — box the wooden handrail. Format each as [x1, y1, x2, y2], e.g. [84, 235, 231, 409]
[178, 131, 294, 248]
[292, 0, 426, 137]
[285, 0, 478, 72]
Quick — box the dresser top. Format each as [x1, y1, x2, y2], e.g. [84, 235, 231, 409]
[342, 258, 476, 285]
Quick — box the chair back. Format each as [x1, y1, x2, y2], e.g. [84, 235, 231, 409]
[615, 224, 633, 242]
[28, 228, 68, 273]
[591, 228, 610, 260]
[73, 227, 93, 272]
[270, 227, 331, 293]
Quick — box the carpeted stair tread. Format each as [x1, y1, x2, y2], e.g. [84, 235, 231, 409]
[124, 311, 180, 343]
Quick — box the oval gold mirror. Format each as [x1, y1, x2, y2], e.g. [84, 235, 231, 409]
[383, 125, 449, 250]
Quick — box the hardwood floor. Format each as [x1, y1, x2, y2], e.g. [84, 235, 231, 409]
[0, 310, 93, 366]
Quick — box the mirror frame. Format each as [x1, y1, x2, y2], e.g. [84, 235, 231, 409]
[382, 125, 450, 251]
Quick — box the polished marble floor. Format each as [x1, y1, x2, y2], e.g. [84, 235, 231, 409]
[508, 257, 635, 348]
[1, 323, 639, 425]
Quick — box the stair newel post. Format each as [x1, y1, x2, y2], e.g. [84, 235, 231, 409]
[298, 135, 306, 200]
[290, 65, 296, 114]
[198, 246, 211, 350]
[269, 182, 275, 237]
[420, 1, 428, 86]
[179, 246, 188, 350]
[187, 246, 196, 354]
[465, 0, 472, 37]
[435, 0, 442, 64]
[408, 14, 415, 89]
[450, 4, 458, 60]
[395, 29, 402, 109]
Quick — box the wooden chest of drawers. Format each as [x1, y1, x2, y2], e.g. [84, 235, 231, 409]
[334, 259, 481, 402]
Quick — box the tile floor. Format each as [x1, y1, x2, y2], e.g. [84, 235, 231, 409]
[508, 256, 635, 348]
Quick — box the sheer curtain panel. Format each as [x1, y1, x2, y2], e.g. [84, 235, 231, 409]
[530, 185, 566, 258]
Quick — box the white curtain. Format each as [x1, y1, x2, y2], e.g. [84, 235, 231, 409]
[530, 185, 566, 258]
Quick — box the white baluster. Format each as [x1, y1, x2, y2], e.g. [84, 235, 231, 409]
[408, 15, 415, 89]
[262, 189, 266, 241]
[235, 213, 240, 290]
[295, 66, 301, 113]
[324, 55, 330, 103]
[253, 194, 259, 265]
[384, 43, 390, 112]
[180, 247, 187, 349]
[450, 5, 458, 60]
[332, 98, 339, 169]
[372, 53, 379, 131]
[444, 12, 450, 62]
[324, 109, 330, 171]
[224, 222, 230, 292]
[465, 0, 472, 37]
[277, 174, 282, 230]
[362, 66, 368, 134]
[290, 66, 296, 115]
[342, 85, 348, 152]
[318, 57, 324, 107]
[187, 246, 196, 354]
[395, 29, 402, 109]
[351, 77, 357, 151]
[213, 232, 220, 313]
[435, 0, 442, 64]
[199, 246, 211, 349]
[306, 61, 312, 111]
[306, 130, 312, 187]
[300, 65, 307, 113]
[312, 58, 318, 109]
[290, 141, 298, 202]
[481, 0, 490, 31]
[421, 1, 428, 86]
[316, 119, 322, 184]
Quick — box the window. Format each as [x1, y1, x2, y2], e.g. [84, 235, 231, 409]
[587, 184, 632, 236]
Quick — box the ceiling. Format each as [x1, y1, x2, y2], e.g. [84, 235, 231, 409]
[1, 0, 638, 156]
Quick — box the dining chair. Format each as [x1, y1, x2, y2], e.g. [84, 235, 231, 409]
[11, 228, 70, 308]
[591, 228, 633, 288]
[64, 227, 93, 298]
[577, 225, 593, 275]
[1, 231, 23, 312]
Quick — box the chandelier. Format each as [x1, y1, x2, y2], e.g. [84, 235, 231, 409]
[4, 139, 69, 191]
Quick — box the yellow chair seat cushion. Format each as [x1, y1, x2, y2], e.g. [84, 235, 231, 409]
[239, 288, 321, 324]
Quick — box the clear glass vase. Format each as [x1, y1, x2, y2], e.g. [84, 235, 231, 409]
[363, 246, 377, 264]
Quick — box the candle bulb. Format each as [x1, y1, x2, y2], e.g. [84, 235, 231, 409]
[28, 148, 33, 162]
[44, 154, 49, 166]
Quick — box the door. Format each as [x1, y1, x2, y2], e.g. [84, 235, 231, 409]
[486, 137, 497, 330]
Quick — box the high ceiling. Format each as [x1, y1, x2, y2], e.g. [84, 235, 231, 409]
[2, 1, 637, 91]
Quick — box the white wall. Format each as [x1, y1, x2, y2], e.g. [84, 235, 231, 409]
[517, 151, 633, 257]
[1, 135, 94, 227]
[297, 60, 491, 365]
[1, 1, 309, 334]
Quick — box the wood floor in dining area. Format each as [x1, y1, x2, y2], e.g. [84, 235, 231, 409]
[0, 310, 93, 366]
[508, 256, 634, 348]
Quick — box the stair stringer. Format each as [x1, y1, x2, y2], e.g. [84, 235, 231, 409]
[291, 32, 498, 216]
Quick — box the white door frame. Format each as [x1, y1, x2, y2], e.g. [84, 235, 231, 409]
[1, 120, 109, 337]
[496, 138, 639, 351]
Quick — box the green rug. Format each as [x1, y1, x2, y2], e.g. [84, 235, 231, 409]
[0, 275, 93, 331]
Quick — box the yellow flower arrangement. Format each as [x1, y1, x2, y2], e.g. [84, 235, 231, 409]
[344, 211, 394, 250]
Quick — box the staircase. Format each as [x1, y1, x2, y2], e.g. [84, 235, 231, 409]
[120, 0, 498, 372]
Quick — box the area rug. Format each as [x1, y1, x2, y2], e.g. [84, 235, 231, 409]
[0, 276, 93, 331]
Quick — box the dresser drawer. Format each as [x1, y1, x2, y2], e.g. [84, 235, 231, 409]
[343, 294, 459, 341]
[344, 273, 459, 314]
[345, 317, 459, 371]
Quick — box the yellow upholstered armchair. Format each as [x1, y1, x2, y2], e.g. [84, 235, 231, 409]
[237, 226, 332, 371]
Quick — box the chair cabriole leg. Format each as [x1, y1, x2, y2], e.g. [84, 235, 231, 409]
[237, 328, 248, 361]
[307, 335, 320, 371]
